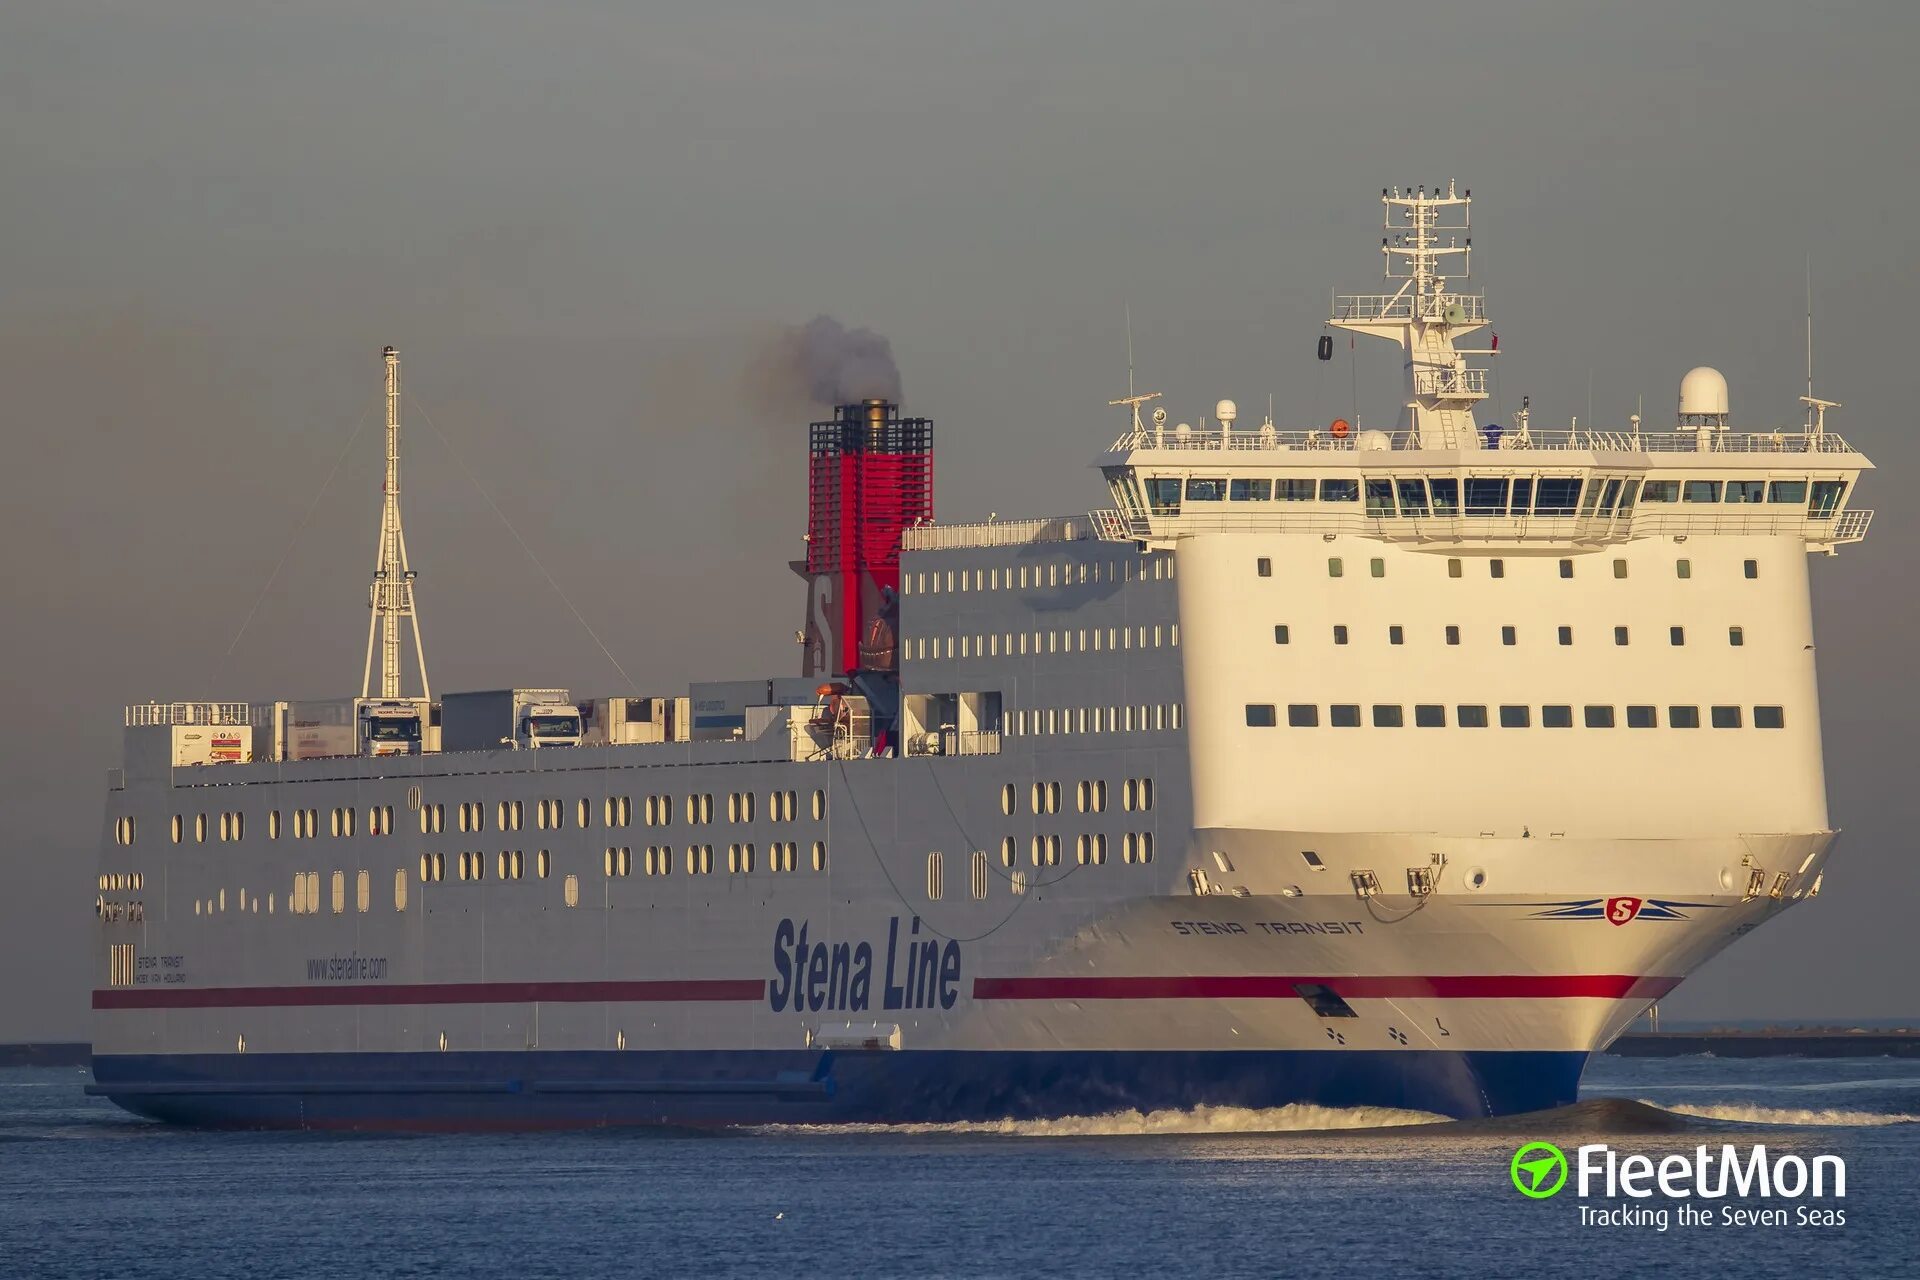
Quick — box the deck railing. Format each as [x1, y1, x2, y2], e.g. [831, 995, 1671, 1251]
[1107, 427, 1860, 455]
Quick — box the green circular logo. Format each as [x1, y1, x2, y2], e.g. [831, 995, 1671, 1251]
[1510, 1141, 1569, 1199]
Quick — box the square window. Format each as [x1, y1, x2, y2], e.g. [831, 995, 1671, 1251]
[1613, 559, 1628, 579]
[1614, 626, 1629, 646]
[1744, 559, 1758, 579]
[1755, 705, 1785, 729]
[1330, 704, 1361, 728]
[1328, 557, 1344, 578]
[1245, 704, 1277, 727]
[1321, 478, 1359, 502]
[1670, 626, 1686, 646]
[1711, 705, 1743, 729]
[1490, 559, 1505, 579]
[1389, 625, 1405, 645]
[1501, 625, 1517, 646]
[1499, 705, 1531, 728]
[1445, 625, 1460, 646]
[1287, 704, 1319, 727]
[1557, 626, 1573, 646]
[1370, 558, 1386, 578]
[1626, 705, 1657, 728]
[1584, 705, 1616, 728]
[1676, 559, 1692, 579]
[1729, 626, 1744, 647]
[1448, 558, 1463, 579]
[1457, 705, 1489, 728]
[1542, 705, 1573, 728]
[1333, 625, 1349, 645]
[1415, 704, 1446, 728]
[1559, 559, 1574, 579]
[1669, 705, 1701, 729]
[1372, 705, 1404, 728]
[1257, 557, 1272, 577]
[1274, 624, 1291, 645]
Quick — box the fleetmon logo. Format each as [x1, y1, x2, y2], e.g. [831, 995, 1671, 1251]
[1510, 1142, 1569, 1199]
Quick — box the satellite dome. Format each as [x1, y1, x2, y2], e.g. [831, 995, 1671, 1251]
[1215, 399, 1238, 425]
[1356, 429, 1393, 452]
[1678, 367, 1729, 417]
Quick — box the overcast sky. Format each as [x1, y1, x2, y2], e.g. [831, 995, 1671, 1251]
[2, 1, 1916, 1039]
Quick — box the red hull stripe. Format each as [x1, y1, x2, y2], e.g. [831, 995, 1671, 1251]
[93, 979, 765, 1011]
[970, 975, 1681, 1001]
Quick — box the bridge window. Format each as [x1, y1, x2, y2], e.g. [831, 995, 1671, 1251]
[1231, 478, 1272, 501]
[1185, 477, 1227, 502]
[1395, 479, 1429, 515]
[1769, 481, 1808, 503]
[1598, 478, 1624, 513]
[1429, 478, 1459, 514]
[1145, 477, 1181, 514]
[1465, 477, 1507, 514]
[1534, 478, 1582, 515]
[1276, 479, 1316, 501]
[1509, 479, 1533, 514]
[1365, 479, 1395, 516]
[1642, 480, 1680, 503]
[1320, 478, 1359, 502]
[1683, 480, 1721, 503]
[1725, 480, 1764, 504]
[1810, 480, 1848, 517]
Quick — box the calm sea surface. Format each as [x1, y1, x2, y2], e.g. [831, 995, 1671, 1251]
[1, 1056, 1915, 1278]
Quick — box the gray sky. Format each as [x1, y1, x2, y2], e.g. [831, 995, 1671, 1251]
[3, 1, 1916, 1039]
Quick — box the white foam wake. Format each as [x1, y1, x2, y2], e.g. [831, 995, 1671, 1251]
[759, 1101, 1447, 1137]
[1641, 1100, 1920, 1127]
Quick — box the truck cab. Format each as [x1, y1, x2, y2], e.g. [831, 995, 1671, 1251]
[520, 702, 583, 748]
[358, 700, 425, 756]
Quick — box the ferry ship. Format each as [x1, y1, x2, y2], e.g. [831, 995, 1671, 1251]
[89, 184, 1873, 1129]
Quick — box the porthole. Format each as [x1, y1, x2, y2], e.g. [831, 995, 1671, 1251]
[1465, 868, 1487, 891]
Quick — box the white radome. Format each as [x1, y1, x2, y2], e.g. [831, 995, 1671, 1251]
[1215, 399, 1238, 426]
[1679, 366, 1729, 416]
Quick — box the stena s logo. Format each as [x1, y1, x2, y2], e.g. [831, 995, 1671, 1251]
[1607, 897, 1644, 926]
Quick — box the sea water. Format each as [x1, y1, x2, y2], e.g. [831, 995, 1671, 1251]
[0, 1056, 1914, 1278]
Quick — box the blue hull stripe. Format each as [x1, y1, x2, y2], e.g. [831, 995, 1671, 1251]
[91, 1048, 1587, 1128]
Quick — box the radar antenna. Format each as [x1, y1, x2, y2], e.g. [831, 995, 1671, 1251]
[360, 347, 431, 700]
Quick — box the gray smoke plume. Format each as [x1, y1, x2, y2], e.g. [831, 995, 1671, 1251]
[759, 315, 903, 407]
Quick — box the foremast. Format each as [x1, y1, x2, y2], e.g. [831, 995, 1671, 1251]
[1329, 181, 1491, 450]
[360, 346, 431, 701]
